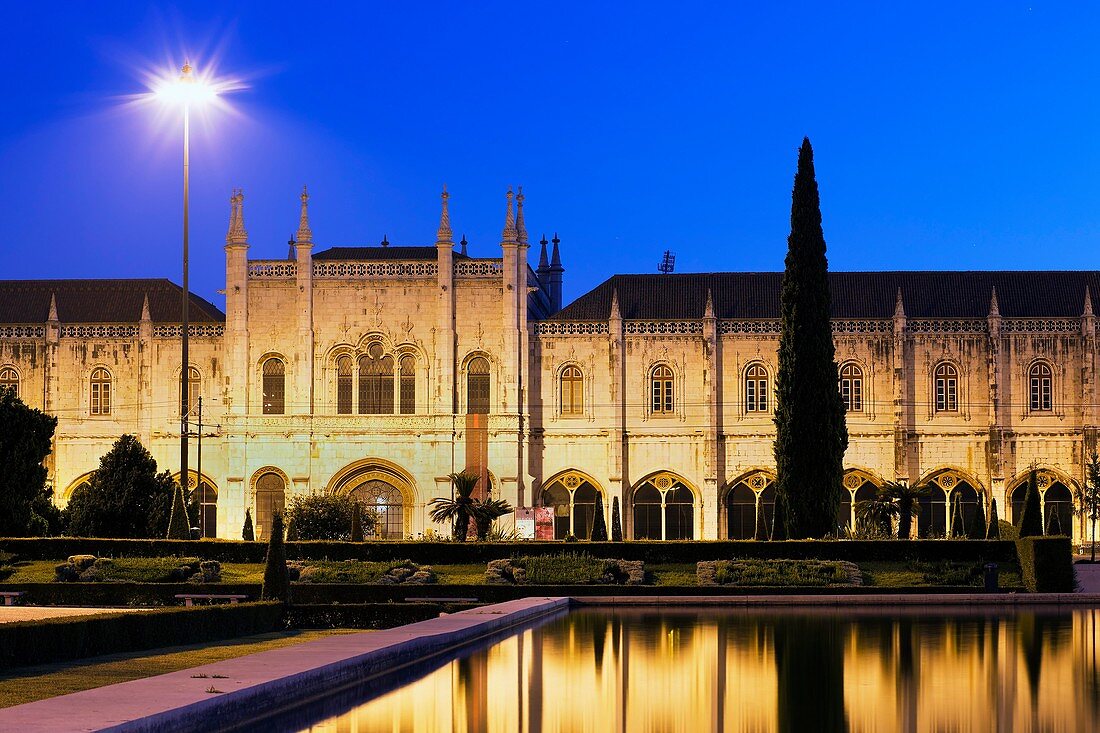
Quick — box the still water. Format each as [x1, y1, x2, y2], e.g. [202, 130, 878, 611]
[290, 607, 1100, 733]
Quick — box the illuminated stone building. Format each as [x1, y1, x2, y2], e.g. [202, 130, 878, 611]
[0, 186, 1096, 541]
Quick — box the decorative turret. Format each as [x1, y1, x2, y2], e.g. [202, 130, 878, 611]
[296, 186, 313, 246]
[501, 187, 517, 242]
[47, 292, 58, 323]
[226, 188, 248, 247]
[987, 286, 1001, 337]
[460, 234, 468, 257]
[1084, 285, 1096, 338]
[436, 185, 453, 245]
[515, 187, 528, 246]
[538, 235, 550, 269]
[893, 287, 906, 328]
[704, 288, 715, 320]
[544, 233, 564, 313]
[140, 293, 151, 323]
[610, 287, 621, 324]
[46, 291, 59, 344]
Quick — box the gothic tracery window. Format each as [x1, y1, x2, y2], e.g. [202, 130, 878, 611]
[254, 472, 286, 540]
[651, 365, 674, 414]
[90, 367, 112, 415]
[560, 365, 583, 415]
[351, 480, 405, 539]
[336, 356, 353, 414]
[1029, 362, 1053, 411]
[840, 363, 863, 412]
[358, 343, 394, 414]
[934, 363, 958, 412]
[180, 366, 200, 416]
[262, 358, 285, 415]
[400, 355, 416, 414]
[745, 363, 769, 412]
[0, 367, 18, 397]
[467, 356, 490, 414]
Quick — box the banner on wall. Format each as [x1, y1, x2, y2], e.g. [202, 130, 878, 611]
[534, 507, 555, 540]
[514, 508, 536, 539]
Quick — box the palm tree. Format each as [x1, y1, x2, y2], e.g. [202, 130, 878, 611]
[428, 471, 480, 541]
[473, 497, 514, 541]
[878, 482, 929, 540]
[855, 494, 896, 538]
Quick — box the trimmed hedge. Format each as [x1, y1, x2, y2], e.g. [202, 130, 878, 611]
[0, 602, 282, 669]
[285, 603, 479, 629]
[1016, 536, 1075, 593]
[0, 537, 1020, 564]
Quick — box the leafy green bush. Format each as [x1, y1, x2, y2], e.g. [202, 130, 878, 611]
[54, 556, 211, 583]
[290, 559, 431, 584]
[702, 559, 853, 586]
[286, 494, 374, 541]
[1017, 536, 1074, 592]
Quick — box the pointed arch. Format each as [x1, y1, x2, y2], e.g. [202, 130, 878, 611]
[325, 458, 418, 539]
[539, 469, 605, 540]
[630, 471, 699, 540]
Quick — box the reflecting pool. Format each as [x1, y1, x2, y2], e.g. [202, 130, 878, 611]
[291, 607, 1100, 733]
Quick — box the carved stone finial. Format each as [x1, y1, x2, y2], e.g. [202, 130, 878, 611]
[140, 293, 151, 322]
[989, 286, 1000, 317]
[538, 234, 549, 269]
[47, 292, 58, 322]
[381, 234, 389, 248]
[296, 186, 313, 245]
[1086, 285, 1095, 317]
[610, 287, 621, 320]
[459, 234, 468, 257]
[226, 188, 248, 246]
[550, 232, 562, 268]
[436, 185, 453, 244]
[893, 287, 905, 319]
[704, 288, 715, 319]
[502, 187, 517, 241]
[516, 186, 528, 245]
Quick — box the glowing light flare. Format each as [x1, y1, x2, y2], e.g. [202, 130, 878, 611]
[137, 60, 244, 122]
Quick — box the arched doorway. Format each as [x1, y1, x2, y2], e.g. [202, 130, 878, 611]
[539, 471, 605, 540]
[1044, 482, 1073, 536]
[253, 470, 287, 541]
[327, 460, 416, 539]
[631, 472, 696, 540]
[725, 483, 757, 540]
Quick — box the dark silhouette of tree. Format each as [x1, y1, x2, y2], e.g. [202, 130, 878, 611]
[261, 512, 289, 603]
[610, 497, 623, 542]
[1018, 470, 1044, 538]
[0, 388, 59, 536]
[242, 508, 255, 541]
[589, 497, 608, 541]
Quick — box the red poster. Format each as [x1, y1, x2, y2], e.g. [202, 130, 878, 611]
[534, 507, 555, 540]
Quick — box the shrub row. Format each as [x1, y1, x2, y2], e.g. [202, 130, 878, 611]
[1016, 536, 1075, 593]
[0, 537, 1020, 564]
[0, 602, 283, 669]
[285, 603, 479, 629]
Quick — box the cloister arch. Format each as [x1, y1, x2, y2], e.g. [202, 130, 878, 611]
[630, 471, 699, 540]
[916, 468, 985, 538]
[326, 459, 418, 539]
[720, 470, 775, 540]
[61, 471, 96, 502]
[1007, 467, 1078, 538]
[171, 470, 220, 538]
[539, 469, 605, 540]
[250, 467, 290, 541]
[841, 469, 886, 534]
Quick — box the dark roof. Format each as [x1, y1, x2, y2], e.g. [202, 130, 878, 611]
[313, 246, 470, 261]
[551, 272, 1100, 321]
[0, 279, 225, 324]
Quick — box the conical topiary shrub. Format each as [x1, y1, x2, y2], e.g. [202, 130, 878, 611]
[1047, 506, 1064, 536]
[610, 497, 623, 542]
[771, 496, 789, 541]
[350, 501, 364, 542]
[590, 498, 608, 541]
[950, 495, 967, 538]
[286, 518, 300, 542]
[1018, 471, 1044, 538]
[986, 498, 1001, 539]
[261, 513, 289, 603]
[166, 485, 190, 540]
[754, 503, 768, 541]
[242, 508, 255, 541]
[967, 494, 988, 540]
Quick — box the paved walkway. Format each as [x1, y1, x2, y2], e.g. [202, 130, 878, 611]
[0, 607, 143, 625]
[1076, 562, 1100, 593]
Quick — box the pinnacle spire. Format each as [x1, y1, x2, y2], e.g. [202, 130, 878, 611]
[436, 185, 453, 244]
[1086, 286, 1095, 317]
[893, 287, 905, 319]
[460, 234, 468, 257]
[610, 288, 621, 319]
[140, 293, 151, 322]
[516, 186, 528, 245]
[226, 188, 248, 245]
[47, 292, 58, 322]
[704, 288, 715, 319]
[550, 233, 562, 268]
[296, 186, 313, 245]
[989, 286, 1000, 317]
[538, 234, 549, 269]
[502, 187, 517, 241]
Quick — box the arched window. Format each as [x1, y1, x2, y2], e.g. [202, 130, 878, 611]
[1030, 363, 1053, 411]
[560, 365, 584, 415]
[664, 485, 695, 540]
[262, 358, 285, 415]
[358, 343, 394, 414]
[196, 480, 217, 538]
[840, 363, 863, 412]
[539, 476, 604, 540]
[632, 476, 695, 540]
[255, 472, 286, 540]
[725, 483, 757, 540]
[0, 367, 18, 397]
[180, 366, 200, 416]
[90, 367, 112, 415]
[651, 365, 674, 414]
[467, 356, 490, 414]
[934, 363, 958, 412]
[336, 356, 353, 414]
[540, 482, 572, 539]
[351, 480, 405, 539]
[745, 364, 769, 412]
[399, 355, 416, 414]
[1044, 482, 1073, 536]
[632, 483, 663, 540]
[950, 483, 980, 537]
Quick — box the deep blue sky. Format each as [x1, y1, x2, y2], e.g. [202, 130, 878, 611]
[1, 3, 1098, 309]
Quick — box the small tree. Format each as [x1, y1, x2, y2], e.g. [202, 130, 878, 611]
[260, 513, 289, 603]
[879, 482, 927, 540]
[242, 508, 255, 541]
[754, 503, 769, 541]
[166, 484, 190, 540]
[474, 498, 513, 541]
[610, 497, 623, 542]
[967, 494, 988, 540]
[1017, 470, 1044, 538]
[1047, 506, 1064, 536]
[285, 494, 364, 541]
[286, 518, 300, 542]
[428, 471, 480, 541]
[0, 388, 58, 537]
[855, 495, 896, 538]
[350, 501, 364, 542]
[986, 498, 1001, 540]
[950, 495, 967, 538]
[1075, 452, 1100, 561]
[590, 499, 608, 541]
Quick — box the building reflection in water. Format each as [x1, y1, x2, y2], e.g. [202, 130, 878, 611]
[300, 608, 1100, 733]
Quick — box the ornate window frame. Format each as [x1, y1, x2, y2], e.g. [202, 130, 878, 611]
[648, 362, 677, 417]
[460, 351, 494, 415]
[557, 362, 586, 418]
[743, 361, 771, 414]
[0, 365, 20, 397]
[928, 359, 969, 419]
[839, 361, 864, 413]
[538, 469, 605, 538]
[719, 469, 776, 540]
[177, 365, 202, 417]
[88, 365, 114, 417]
[1024, 358, 1060, 418]
[258, 354, 287, 415]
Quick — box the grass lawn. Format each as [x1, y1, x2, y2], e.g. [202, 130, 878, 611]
[0, 629, 358, 709]
[648, 563, 698, 586]
[860, 560, 1023, 587]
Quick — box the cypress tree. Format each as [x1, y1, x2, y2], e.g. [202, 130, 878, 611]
[261, 512, 289, 603]
[166, 484, 190, 540]
[242, 508, 255, 541]
[754, 502, 769, 541]
[1047, 506, 1063, 536]
[950, 494, 967, 538]
[286, 518, 300, 542]
[350, 501, 364, 542]
[986, 498, 1001, 539]
[590, 498, 608, 541]
[773, 138, 848, 538]
[771, 495, 789, 541]
[610, 497, 623, 542]
[967, 494, 988, 540]
[1018, 470, 1044, 538]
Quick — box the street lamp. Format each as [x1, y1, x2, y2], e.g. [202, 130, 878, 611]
[153, 62, 219, 508]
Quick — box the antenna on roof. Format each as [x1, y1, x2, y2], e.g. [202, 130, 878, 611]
[658, 250, 676, 274]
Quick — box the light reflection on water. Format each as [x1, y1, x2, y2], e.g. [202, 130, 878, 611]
[297, 608, 1100, 733]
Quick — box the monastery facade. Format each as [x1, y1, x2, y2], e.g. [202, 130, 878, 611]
[0, 187, 1095, 542]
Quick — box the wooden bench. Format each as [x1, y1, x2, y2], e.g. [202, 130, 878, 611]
[403, 597, 479, 603]
[174, 594, 248, 607]
[0, 591, 25, 606]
